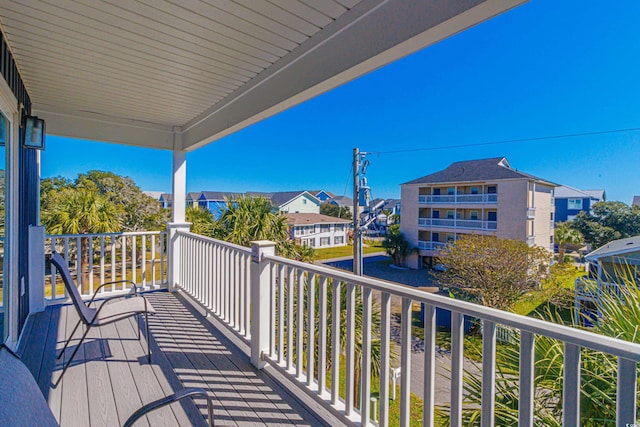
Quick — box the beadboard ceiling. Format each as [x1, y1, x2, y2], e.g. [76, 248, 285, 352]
[0, 0, 526, 151]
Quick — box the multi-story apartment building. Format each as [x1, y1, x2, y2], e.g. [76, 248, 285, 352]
[401, 157, 557, 269]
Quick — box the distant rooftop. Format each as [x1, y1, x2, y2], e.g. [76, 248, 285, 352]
[285, 213, 351, 226]
[555, 185, 605, 201]
[403, 157, 557, 186]
[200, 191, 243, 200]
[633, 196, 640, 207]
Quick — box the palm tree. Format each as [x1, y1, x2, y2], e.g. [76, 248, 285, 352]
[555, 222, 583, 262]
[382, 224, 412, 266]
[42, 187, 122, 288]
[185, 205, 215, 236]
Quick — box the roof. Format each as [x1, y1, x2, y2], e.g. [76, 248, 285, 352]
[383, 199, 401, 209]
[586, 235, 640, 262]
[199, 191, 243, 200]
[284, 213, 351, 226]
[248, 191, 320, 207]
[159, 193, 172, 201]
[143, 191, 163, 200]
[311, 190, 335, 198]
[555, 185, 604, 200]
[403, 157, 557, 186]
[633, 196, 640, 207]
[329, 195, 353, 206]
[186, 192, 201, 200]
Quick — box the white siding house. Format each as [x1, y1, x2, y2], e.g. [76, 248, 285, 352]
[285, 213, 350, 248]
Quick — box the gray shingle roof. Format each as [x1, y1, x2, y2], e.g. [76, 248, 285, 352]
[402, 157, 557, 186]
[199, 191, 243, 200]
[586, 235, 640, 261]
[633, 196, 640, 207]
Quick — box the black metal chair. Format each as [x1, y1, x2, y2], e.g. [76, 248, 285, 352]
[0, 344, 214, 427]
[49, 252, 156, 388]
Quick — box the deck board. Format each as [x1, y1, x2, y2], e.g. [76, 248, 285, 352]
[19, 290, 332, 426]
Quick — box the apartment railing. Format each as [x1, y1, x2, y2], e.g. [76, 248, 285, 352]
[526, 207, 536, 218]
[45, 231, 168, 302]
[526, 235, 536, 246]
[575, 276, 623, 299]
[418, 194, 498, 204]
[418, 240, 447, 251]
[175, 231, 640, 427]
[418, 217, 497, 230]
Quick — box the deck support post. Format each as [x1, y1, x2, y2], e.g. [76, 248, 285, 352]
[250, 240, 276, 369]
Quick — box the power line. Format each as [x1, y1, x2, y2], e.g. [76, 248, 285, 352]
[370, 126, 640, 155]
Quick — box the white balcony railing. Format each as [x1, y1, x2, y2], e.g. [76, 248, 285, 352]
[418, 193, 498, 204]
[45, 230, 168, 302]
[418, 217, 497, 230]
[526, 207, 536, 218]
[99, 230, 639, 427]
[526, 235, 536, 246]
[418, 240, 447, 251]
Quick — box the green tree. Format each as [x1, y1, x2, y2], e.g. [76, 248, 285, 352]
[554, 222, 583, 262]
[185, 205, 215, 236]
[382, 224, 412, 267]
[213, 195, 314, 260]
[42, 187, 122, 285]
[572, 201, 640, 249]
[436, 235, 550, 310]
[436, 267, 640, 426]
[320, 202, 353, 220]
[75, 170, 168, 231]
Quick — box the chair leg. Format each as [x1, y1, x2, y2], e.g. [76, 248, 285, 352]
[57, 318, 82, 359]
[53, 323, 92, 388]
[136, 314, 141, 340]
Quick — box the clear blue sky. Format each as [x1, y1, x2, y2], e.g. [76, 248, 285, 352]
[42, 0, 640, 204]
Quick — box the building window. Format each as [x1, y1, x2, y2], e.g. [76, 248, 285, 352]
[446, 234, 455, 242]
[335, 224, 344, 231]
[487, 186, 497, 194]
[320, 237, 330, 246]
[470, 211, 479, 220]
[447, 187, 455, 195]
[320, 224, 330, 232]
[470, 187, 479, 194]
[303, 199, 307, 204]
[334, 236, 344, 245]
[308, 238, 316, 247]
[487, 211, 497, 221]
[568, 198, 583, 210]
[432, 232, 440, 242]
[550, 212, 554, 221]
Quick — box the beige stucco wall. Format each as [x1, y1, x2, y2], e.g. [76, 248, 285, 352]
[533, 183, 554, 251]
[496, 180, 528, 240]
[400, 184, 420, 269]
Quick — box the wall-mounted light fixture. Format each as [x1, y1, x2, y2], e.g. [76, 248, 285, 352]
[23, 115, 45, 149]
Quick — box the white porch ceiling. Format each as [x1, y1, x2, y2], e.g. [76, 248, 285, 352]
[0, 0, 526, 152]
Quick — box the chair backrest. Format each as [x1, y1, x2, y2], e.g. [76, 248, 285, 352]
[0, 345, 59, 427]
[49, 253, 96, 324]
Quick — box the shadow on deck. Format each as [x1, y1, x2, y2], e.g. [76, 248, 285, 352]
[17, 291, 335, 427]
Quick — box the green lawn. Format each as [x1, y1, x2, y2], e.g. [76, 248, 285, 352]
[314, 243, 385, 260]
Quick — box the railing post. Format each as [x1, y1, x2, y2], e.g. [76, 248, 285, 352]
[166, 222, 191, 292]
[28, 225, 46, 313]
[250, 240, 276, 369]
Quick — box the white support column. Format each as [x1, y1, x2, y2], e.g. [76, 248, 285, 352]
[171, 147, 187, 223]
[166, 222, 190, 292]
[250, 240, 276, 369]
[28, 226, 45, 314]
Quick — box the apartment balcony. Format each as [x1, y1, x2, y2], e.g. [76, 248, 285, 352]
[18, 229, 640, 426]
[417, 240, 447, 251]
[418, 217, 497, 231]
[526, 235, 536, 246]
[418, 194, 498, 205]
[526, 207, 536, 219]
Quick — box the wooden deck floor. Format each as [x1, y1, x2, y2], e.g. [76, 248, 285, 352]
[18, 291, 332, 426]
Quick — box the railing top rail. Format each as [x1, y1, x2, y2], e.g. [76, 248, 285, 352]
[264, 253, 640, 361]
[46, 230, 167, 238]
[177, 231, 251, 254]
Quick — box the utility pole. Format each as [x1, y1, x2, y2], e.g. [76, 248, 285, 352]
[353, 148, 362, 275]
[353, 148, 371, 276]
